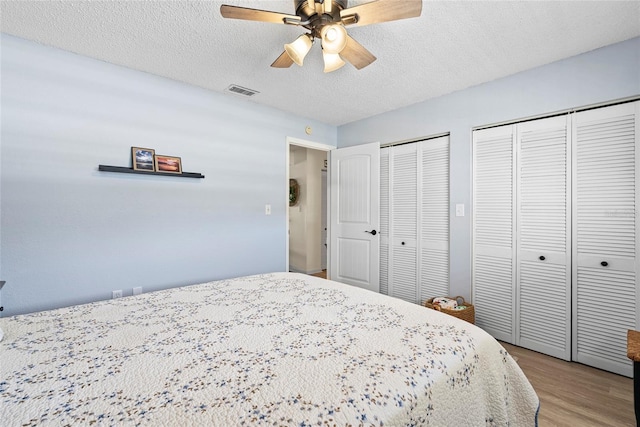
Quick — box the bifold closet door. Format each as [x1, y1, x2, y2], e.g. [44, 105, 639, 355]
[516, 116, 571, 360]
[380, 147, 390, 295]
[573, 101, 639, 377]
[378, 143, 419, 302]
[389, 143, 419, 303]
[473, 126, 516, 343]
[419, 136, 450, 300]
[379, 137, 450, 303]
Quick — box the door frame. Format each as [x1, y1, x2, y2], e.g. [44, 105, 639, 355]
[286, 137, 335, 274]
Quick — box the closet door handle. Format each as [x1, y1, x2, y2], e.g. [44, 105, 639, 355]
[539, 256, 545, 261]
[601, 261, 608, 267]
[401, 241, 405, 245]
[365, 230, 377, 236]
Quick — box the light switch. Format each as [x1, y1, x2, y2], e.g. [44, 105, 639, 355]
[265, 204, 271, 215]
[455, 204, 465, 217]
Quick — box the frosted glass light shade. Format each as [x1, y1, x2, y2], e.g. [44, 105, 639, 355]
[320, 24, 347, 54]
[323, 51, 345, 73]
[284, 34, 313, 66]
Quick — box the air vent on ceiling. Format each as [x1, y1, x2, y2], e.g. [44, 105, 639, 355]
[226, 84, 260, 97]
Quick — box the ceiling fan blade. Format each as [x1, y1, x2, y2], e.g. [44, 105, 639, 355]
[341, 36, 376, 70]
[340, 0, 422, 27]
[271, 51, 295, 68]
[220, 4, 301, 24]
[323, 0, 332, 14]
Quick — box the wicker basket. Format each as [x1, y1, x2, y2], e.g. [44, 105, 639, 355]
[424, 296, 475, 324]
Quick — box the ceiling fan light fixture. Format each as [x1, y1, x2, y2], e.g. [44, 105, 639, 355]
[320, 24, 347, 54]
[322, 51, 345, 73]
[284, 34, 313, 66]
[221, 0, 421, 72]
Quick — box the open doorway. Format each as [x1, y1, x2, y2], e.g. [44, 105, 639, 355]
[286, 138, 332, 278]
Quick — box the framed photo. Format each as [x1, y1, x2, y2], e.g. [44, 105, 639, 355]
[132, 147, 155, 171]
[155, 155, 182, 174]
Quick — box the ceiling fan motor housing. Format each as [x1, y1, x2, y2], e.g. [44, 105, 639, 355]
[294, 0, 348, 34]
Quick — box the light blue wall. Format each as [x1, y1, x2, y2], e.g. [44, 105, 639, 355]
[338, 37, 640, 300]
[0, 34, 337, 316]
[3, 34, 639, 316]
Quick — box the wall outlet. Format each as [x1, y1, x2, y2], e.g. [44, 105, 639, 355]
[265, 204, 271, 215]
[112, 290, 123, 299]
[133, 287, 143, 296]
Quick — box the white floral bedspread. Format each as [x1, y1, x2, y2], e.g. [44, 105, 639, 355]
[0, 272, 539, 426]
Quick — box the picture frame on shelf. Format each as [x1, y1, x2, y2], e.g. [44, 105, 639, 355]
[154, 155, 182, 174]
[131, 147, 155, 171]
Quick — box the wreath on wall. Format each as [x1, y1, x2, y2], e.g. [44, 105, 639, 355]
[289, 179, 300, 206]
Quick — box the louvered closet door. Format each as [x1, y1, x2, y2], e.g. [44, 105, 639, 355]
[517, 116, 571, 360]
[473, 126, 516, 343]
[419, 136, 450, 302]
[573, 101, 639, 377]
[389, 143, 418, 303]
[380, 147, 390, 295]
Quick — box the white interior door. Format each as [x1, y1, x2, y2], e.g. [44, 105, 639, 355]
[516, 115, 571, 360]
[419, 136, 450, 302]
[389, 142, 418, 302]
[380, 147, 390, 295]
[472, 125, 517, 343]
[572, 101, 639, 377]
[329, 142, 380, 293]
[321, 169, 327, 270]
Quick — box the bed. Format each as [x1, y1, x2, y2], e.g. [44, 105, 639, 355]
[0, 272, 539, 426]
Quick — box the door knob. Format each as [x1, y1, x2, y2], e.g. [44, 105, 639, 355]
[365, 230, 377, 236]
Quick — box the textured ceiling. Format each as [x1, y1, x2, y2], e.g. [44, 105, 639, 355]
[1, 1, 639, 126]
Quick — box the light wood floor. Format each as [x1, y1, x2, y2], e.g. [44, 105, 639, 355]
[310, 270, 327, 279]
[501, 342, 634, 427]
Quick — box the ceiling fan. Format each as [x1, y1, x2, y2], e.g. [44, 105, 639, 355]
[220, 0, 422, 73]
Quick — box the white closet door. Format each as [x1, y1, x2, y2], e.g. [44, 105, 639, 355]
[389, 143, 418, 303]
[380, 147, 390, 295]
[419, 136, 450, 302]
[573, 101, 639, 377]
[473, 126, 516, 343]
[517, 116, 571, 360]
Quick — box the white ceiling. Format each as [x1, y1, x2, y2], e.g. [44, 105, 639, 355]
[1, 1, 639, 126]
